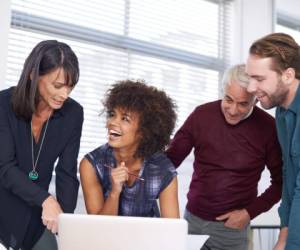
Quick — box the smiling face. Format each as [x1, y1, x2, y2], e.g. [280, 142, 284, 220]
[221, 81, 256, 125]
[106, 107, 141, 154]
[246, 54, 289, 109]
[37, 68, 73, 110]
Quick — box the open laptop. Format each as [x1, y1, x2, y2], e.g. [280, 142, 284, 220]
[58, 214, 208, 250]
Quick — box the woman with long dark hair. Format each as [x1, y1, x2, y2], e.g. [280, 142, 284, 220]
[0, 40, 83, 249]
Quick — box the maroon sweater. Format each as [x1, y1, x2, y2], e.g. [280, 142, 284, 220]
[166, 100, 282, 221]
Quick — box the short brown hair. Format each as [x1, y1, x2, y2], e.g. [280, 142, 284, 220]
[249, 32, 300, 79]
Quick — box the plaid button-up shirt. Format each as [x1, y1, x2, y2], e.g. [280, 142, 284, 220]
[86, 144, 177, 217]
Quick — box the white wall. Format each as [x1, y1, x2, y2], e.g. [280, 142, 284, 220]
[0, 1, 11, 90]
[231, 0, 275, 63]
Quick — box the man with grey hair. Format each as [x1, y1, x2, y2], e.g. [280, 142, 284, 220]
[166, 64, 282, 250]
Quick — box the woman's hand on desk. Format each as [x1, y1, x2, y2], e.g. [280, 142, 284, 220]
[41, 195, 63, 234]
[216, 209, 250, 230]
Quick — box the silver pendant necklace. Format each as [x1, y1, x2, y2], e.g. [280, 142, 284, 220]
[29, 114, 51, 181]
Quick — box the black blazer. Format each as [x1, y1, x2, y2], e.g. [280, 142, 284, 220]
[0, 88, 83, 249]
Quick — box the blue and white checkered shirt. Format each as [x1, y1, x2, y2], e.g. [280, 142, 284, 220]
[85, 143, 177, 217]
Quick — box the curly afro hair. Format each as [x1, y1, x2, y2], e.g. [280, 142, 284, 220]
[103, 79, 177, 159]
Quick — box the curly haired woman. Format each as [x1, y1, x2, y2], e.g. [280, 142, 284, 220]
[80, 80, 179, 218]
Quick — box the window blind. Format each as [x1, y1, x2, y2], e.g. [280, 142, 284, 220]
[5, 0, 234, 160]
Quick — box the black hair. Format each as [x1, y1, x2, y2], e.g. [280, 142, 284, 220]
[103, 80, 177, 158]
